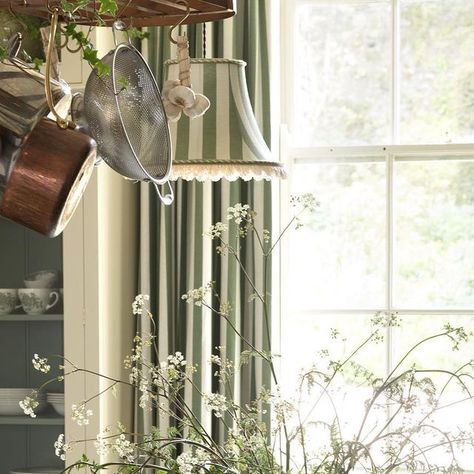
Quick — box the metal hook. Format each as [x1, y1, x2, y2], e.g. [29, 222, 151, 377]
[46, 0, 62, 14]
[168, 0, 190, 45]
[8, 1, 30, 33]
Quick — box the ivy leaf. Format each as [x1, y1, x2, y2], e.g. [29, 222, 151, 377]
[0, 46, 7, 62]
[99, 0, 118, 16]
[82, 45, 99, 64]
[117, 75, 129, 90]
[83, 45, 110, 76]
[94, 60, 111, 77]
[61, 0, 90, 14]
[127, 27, 150, 41]
[32, 57, 44, 71]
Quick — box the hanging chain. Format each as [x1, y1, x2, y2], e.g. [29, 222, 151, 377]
[203, 22, 206, 58]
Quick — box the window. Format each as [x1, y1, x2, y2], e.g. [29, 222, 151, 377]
[281, 0, 474, 469]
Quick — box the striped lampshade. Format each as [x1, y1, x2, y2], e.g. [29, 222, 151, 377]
[164, 58, 286, 181]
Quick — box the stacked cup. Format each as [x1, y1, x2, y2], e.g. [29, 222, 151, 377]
[0, 288, 21, 315]
[18, 270, 61, 315]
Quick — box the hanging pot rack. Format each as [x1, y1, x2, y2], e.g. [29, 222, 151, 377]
[0, 0, 235, 27]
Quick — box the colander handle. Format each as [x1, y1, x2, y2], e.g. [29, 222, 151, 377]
[112, 20, 132, 46]
[153, 181, 174, 206]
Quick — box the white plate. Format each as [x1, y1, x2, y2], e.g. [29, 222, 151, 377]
[0, 391, 46, 394]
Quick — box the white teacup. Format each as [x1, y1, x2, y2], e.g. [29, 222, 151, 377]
[0, 289, 21, 315]
[24, 269, 59, 289]
[18, 288, 59, 315]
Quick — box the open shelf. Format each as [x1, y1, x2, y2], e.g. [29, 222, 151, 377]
[0, 314, 63, 322]
[0, 415, 64, 426]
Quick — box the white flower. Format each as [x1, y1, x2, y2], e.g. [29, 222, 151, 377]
[32, 353, 51, 373]
[138, 379, 152, 410]
[71, 403, 93, 426]
[181, 282, 214, 306]
[54, 433, 72, 461]
[209, 354, 222, 366]
[129, 366, 139, 385]
[203, 392, 228, 418]
[156, 351, 188, 383]
[113, 433, 136, 463]
[176, 452, 200, 474]
[290, 193, 318, 212]
[168, 351, 187, 367]
[94, 427, 112, 456]
[19, 391, 39, 418]
[204, 221, 228, 239]
[132, 294, 150, 315]
[227, 203, 251, 224]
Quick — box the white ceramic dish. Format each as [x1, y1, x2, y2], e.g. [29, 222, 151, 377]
[49, 402, 64, 416]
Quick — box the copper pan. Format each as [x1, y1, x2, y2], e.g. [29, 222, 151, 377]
[0, 118, 96, 237]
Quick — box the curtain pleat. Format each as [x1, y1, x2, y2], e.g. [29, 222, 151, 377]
[138, 0, 273, 444]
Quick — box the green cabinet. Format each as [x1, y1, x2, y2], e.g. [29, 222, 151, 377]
[0, 217, 64, 473]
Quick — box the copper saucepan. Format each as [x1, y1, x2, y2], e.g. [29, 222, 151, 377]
[0, 118, 97, 237]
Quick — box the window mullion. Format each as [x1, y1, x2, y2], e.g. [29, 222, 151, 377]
[386, 153, 395, 377]
[391, 0, 401, 145]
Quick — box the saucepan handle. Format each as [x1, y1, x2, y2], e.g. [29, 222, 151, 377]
[153, 181, 174, 206]
[45, 8, 75, 130]
[7, 32, 22, 58]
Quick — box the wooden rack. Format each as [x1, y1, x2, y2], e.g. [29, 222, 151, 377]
[0, 0, 235, 27]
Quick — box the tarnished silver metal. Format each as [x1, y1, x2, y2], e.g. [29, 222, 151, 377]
[84, 26, 173, 205]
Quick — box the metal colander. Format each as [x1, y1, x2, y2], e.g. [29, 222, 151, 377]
[84, 38, 173, 205]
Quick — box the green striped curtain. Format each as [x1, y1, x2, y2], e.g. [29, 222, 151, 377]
[139, 0, 273, 442]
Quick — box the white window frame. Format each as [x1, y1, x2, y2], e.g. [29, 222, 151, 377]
[279, 0, 474, 383]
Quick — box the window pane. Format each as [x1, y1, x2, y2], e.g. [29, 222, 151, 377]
[400, 0, 474, 144]
[281, 313, 387, 470]
[292, 3, 391, 146]
[289, 161, 386, 309]
[394, 159, 474, 308]
[392, 315, 474, 470]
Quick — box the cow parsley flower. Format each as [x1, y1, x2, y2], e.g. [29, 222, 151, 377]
[181, 282, 214, 306]
[94, 427, 112, 456]
[71, 403, 93, 426]
[113, 433, 136, 463]
[205, 221, 228, 239]
[32, 353, 51, 373]
[132, 294, 150, 315]
[19, 391, 39, 418]
[54, 433, 72, 461]
[227, 203, 251, 224]
[176, 452, 200, 474]
[203, 392, 228, 418]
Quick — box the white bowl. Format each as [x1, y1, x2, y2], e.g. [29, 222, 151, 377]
[49, 401, 64, 416]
